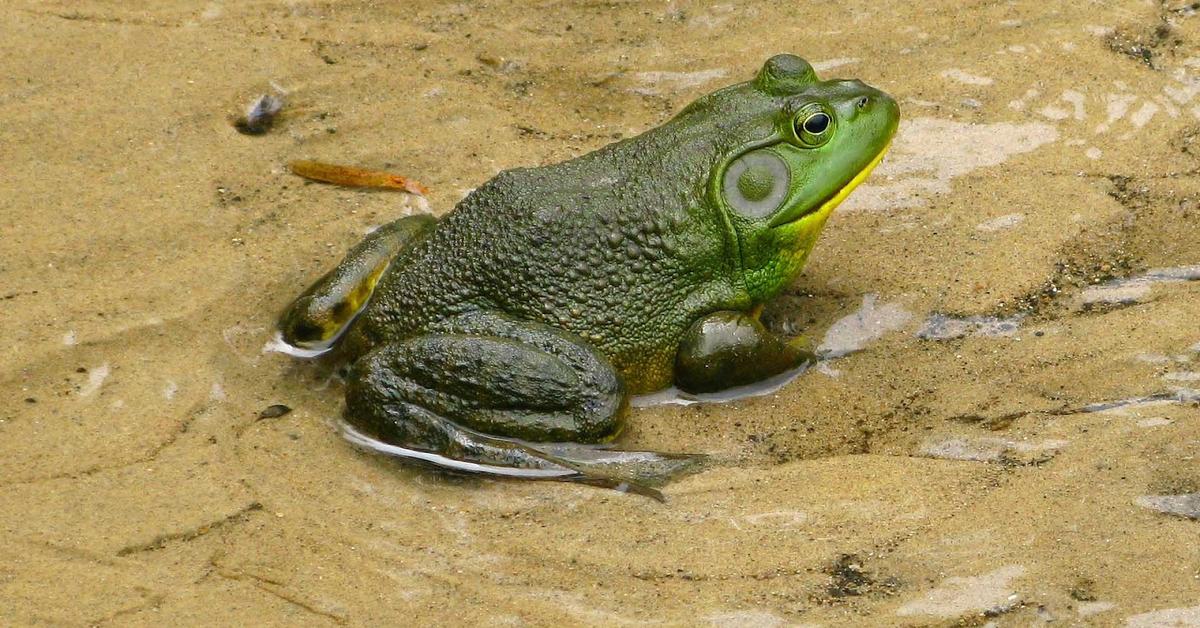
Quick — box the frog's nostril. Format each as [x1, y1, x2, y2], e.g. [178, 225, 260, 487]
[856, 96, 870, 110]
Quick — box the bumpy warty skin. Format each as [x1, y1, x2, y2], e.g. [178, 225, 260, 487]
[280, 55, 900, 481]
[343, 93, 782, 393]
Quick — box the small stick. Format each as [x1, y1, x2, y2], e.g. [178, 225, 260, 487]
[289, 160, 429, 196]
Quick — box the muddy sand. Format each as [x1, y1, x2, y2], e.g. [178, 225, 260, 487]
[3, 1, 1199, 626]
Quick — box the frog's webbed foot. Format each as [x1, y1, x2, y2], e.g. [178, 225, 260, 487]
[277, 214, 436, 356]
[525, 442, 710, 496]
[341, 424, 705, 500]
[674, 310, 815, 394]
[343, 312, 706, 496]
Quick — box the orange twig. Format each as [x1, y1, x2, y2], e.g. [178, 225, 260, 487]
[289, 160, 429, 196]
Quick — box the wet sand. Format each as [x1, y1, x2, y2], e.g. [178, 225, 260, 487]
[3, 1, 1199, 625]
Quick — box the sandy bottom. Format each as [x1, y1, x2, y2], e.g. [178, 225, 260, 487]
[3, 1, 1199, 625]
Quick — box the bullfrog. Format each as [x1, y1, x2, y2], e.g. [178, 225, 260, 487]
[277, 54, 899, 492]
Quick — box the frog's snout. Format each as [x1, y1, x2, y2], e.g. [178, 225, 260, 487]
[835, 83, 900, 138]
[869, 92, 900, 125]
[837, 80, 897, 113]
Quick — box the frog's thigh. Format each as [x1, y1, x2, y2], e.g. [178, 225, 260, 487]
[674, 310, 814, 394]
[346, 314, 626, 452]
[279, 214, 436, 349]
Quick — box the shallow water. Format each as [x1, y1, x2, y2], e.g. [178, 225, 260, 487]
[1079, 264, 1200, 306]
[815, 293, 914, 358]
[4, 1, 1200, 625]
[916, 313, 1023, 340]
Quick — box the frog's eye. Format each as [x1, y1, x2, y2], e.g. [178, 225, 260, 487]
[792, 107, 834, 148]
[722, 150, 790, 219]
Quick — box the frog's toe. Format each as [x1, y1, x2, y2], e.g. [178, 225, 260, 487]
[339, 414, 581, 479]
[528, 443, 710, 489]
[341, 417, 705, 499]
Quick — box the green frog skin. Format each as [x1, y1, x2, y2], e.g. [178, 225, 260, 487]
[278, 54, 899, 490]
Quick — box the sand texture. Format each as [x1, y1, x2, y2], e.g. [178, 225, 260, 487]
[3, 1, 1200, 625]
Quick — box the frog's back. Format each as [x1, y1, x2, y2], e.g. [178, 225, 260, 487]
[350, 132, 746, 392]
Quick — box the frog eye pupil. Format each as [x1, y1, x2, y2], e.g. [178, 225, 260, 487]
[802, 112, 830, 135]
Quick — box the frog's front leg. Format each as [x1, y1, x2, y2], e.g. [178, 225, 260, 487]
[279, 214, 436, 354]
[674, 310, 815, 393]
[344, 312, 704, 494]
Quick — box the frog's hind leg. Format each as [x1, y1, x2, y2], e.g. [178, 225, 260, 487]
[277, 214, 436, 356]
[342, 312, 707, 496]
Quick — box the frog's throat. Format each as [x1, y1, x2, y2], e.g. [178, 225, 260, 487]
[818, 140, 889, 216]
[774, 139, 891, 228]
[782, 141, 890, 268]
[733, 141, 891, 303]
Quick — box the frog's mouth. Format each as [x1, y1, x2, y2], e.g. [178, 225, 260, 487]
[769, 141, 890, 228]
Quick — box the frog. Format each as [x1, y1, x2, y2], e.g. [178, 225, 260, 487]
[277, 54, 899, 493]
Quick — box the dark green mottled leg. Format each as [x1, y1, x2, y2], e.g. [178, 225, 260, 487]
[674, 310, 814, 393]
[344, 312, 706, 494]
[279, 214, 436, 352]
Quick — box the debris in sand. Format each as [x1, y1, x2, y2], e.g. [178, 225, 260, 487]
[822, 553, 899, 600]
[258, 404, 293, 420]
[233, 93, 284, 135]
[289, 160, 429, 196]
[1134, 493, 1200, 520]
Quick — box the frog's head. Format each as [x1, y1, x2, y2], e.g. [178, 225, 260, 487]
[699, 54, 899, 301]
